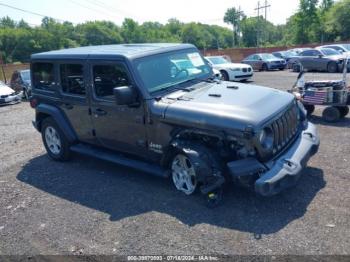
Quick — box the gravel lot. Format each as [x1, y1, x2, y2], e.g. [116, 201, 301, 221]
[0, 70, 349, 256]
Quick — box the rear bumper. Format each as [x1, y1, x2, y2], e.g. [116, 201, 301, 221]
[227, 122, 320, 196]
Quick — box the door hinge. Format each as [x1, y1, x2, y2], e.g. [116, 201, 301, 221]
[92, 129, 96, 137]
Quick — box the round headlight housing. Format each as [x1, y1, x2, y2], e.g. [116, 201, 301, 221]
[258, 127, 274, 150]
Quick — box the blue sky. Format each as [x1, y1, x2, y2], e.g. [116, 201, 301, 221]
[0, 0, 300, 27]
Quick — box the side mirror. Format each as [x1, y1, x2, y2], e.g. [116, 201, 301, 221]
[113, 86, 138, 106]
[318, 54, 324, 58]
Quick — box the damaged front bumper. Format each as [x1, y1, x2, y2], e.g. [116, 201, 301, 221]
[227, 122, 320, 196]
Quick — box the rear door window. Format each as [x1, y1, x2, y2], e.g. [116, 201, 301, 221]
[60, 64, 86, 96]
[32, 63, 55, 90]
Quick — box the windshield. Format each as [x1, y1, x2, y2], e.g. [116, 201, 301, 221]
[285, 51, 297, 57]
[342, 44, 350, 51]
[135, 50, 211, 94]
[20, 70, 30, 81]
[206, 57, 229, 65]
[260, 54, 276, 60]
[321, 48, 340, 56]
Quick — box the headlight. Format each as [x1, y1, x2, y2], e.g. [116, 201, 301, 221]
[258, 127, 274, 150]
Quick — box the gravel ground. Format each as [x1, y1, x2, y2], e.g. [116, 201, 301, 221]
[0, 70, 349, 256]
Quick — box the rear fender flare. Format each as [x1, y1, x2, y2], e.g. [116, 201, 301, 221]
[35, 104, 77, 143]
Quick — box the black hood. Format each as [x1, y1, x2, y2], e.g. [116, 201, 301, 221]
[162, 82, 295, 132]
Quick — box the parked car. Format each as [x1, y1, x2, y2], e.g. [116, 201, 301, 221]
[30, 44, 320, 202]
[242, 53, 286, 71]
[317, 44, 350, 57]
[272, 50, 298, 63]
[10, 69, 31, 99]
[290, 48, 348, 73]
[204, 56, 253, 82]
[0, 81, 22, 105]
[287, 48, 312, 55]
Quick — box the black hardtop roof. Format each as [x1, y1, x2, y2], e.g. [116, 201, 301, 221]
[31, 43, 196, 60]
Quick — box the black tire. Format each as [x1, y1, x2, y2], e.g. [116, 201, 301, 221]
[336, 106, 349, 118]
[22, 88, 29, 100]
[262, 63, 268, 71]
[327, 61, 338, 73]
[304, 104, 315, 116]
[170, 143, 224, 196]
[293, 63, 301, 72]
[220, 70, 229, 81]
[322, 107, 341, 122]
[41, 117, 71, 161]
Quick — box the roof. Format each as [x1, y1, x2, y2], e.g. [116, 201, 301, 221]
[31, 43, 196, 60]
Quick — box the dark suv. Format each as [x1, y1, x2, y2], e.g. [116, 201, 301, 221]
[30, 44, 320, 198]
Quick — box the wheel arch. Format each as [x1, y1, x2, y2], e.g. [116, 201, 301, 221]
[35, 104, 77, 143]
[219, 69, 229, 80]
[160, 128, 225, 168]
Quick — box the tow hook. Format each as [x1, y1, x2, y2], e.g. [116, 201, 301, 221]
[205, 188, 223, 208]
[200, 176, 225, 208]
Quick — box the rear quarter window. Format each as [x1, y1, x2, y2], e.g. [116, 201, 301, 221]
[32, 62, 55, 90]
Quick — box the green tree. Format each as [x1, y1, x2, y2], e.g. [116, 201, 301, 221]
[224, 8, 244, 47]
[325, 0, 350, 41]
[181, 23, 206, 49]
[294, 0, 320, 44]
[121, 18, 143, 43]
[0, 16, 16, 28]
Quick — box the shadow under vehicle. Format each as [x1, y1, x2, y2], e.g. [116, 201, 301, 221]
[17, 154, 325, 234]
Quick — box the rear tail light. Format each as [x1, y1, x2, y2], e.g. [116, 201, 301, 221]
[30, 98, 38, 108]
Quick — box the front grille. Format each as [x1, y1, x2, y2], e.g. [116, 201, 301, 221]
[268, 103, 299, 155]
[1, 95, 9, 99]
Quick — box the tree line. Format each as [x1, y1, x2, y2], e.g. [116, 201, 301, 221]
[1, 0, 350, 63]
[225, 0, 350, 47]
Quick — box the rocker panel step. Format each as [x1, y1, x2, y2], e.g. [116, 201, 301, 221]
[70, 144, 168, 178]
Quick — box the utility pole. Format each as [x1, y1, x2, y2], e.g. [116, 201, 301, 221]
[231, 7, 244, 48]
[255, 0, 271, 47]
[237, 6, 243, 47]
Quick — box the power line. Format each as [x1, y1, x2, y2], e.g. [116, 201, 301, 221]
[69, 0, 119, 20]
[83, 0, 132, 17]
[255, 0, 271, 47]
[0, 2, 71, 23]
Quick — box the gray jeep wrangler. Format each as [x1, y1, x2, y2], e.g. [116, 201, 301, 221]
[30, 44, 320, 204]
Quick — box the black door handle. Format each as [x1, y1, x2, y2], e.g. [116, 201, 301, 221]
[94, 108, 107, 116]
[63, 103, 73, 110]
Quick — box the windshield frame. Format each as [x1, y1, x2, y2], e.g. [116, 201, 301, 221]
[133, 48, 213, 97]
